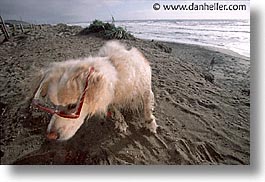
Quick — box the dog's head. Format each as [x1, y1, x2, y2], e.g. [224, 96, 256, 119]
[33, 61, 106, 141]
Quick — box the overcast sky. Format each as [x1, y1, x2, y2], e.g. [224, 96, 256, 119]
[0, 0, 250, 23]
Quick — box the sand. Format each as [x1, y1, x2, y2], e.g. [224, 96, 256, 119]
[0, 24, 250, 165]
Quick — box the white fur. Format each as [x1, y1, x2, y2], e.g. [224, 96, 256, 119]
[36, 41, 157, 141]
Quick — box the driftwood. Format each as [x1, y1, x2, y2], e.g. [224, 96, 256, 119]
[12, 24, 17, 36]
[0, 16, 41, 40]
[0, 16, 10, 40]
[19, 23, 24, 33]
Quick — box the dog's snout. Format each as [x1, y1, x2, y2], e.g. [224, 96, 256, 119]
[47, 131, 60, 140]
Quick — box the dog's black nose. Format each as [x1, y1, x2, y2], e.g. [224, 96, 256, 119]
[47, 131, 59, 140]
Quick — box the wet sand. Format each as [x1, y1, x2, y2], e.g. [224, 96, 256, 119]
[0, 24, 250, 164]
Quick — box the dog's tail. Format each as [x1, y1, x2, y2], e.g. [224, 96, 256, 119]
[98, 40, 127, 57]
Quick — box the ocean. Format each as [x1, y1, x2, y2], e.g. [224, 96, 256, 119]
[70, 19, 250, 58]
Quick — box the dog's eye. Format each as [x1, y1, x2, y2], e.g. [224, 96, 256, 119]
[67, 104, 77, 110]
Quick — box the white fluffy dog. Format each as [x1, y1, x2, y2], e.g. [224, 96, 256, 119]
[33, 41, 157, 141]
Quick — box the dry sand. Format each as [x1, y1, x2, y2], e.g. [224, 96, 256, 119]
[0, 24, 250, 165]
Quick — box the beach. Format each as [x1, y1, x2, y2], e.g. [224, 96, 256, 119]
[0, 24, 250, 164]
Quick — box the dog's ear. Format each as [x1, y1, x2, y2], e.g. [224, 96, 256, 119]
[89, 69, 104, 86]
[90, 72, 104, 84]
[33, 71, 50, 98]
[70, 66, 89, 82]
[70, 66, 103, 85]
[30, 69, 48, 97]
[39, 80, 49, 97]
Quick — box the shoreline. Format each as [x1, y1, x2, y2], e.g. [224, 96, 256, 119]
[145, 38, 250, 61]
[198, 44, 250, 61]
[67, 20, 250, 60]
[2, 23, 250, 60]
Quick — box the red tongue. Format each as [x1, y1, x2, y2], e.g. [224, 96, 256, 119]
[107, 111, 112, 117]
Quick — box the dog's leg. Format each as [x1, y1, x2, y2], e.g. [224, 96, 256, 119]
[108, 105, 128, 133]
[143, 90, 157, 133]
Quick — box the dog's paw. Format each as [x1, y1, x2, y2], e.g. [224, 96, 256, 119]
[114, 120, 128, 134]
[145, 116, 157, 134]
